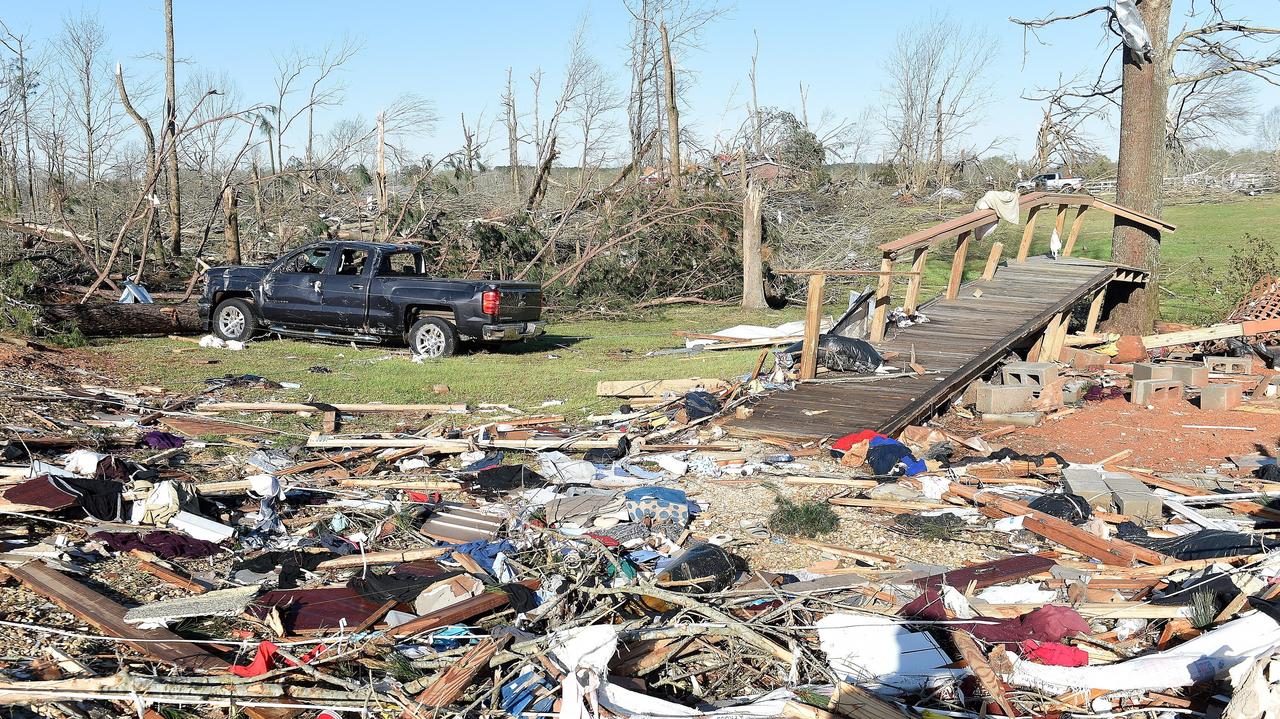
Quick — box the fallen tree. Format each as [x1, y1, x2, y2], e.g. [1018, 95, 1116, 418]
[40, 303, 202, 337]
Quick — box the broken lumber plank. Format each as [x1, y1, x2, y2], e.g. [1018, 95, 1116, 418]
[390, 580, 539, 638]
[1141, 318, 1280, 349]
[939, 483, 1168, 566]
[596, 378, 727, 398]
[305, 433, 623, 451]
[791, 538, 898, 565]
[197, 401, 468, 414]
[1127, 469, 1280, 522]
[4, 562, 226, 670]
[316, 547, 452, 570]
[406, 635, 509, 711]
[129, 551, 209, 594]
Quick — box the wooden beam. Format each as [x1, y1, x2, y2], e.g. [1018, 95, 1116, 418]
[945, 231, 972, 300]
[1017, 204, 1041, 262]
[775, 269, 920, 277]
[1044, 311, 1071, 362]
[800, 273, 827, 380]
[869, 255, 893, 343]
[981, 241, 1003, 280]
[1063, 205, 1089, 257]
[903, 247, 928, 314]
[1052, 204, 1068, 252]
[1084, 288, 1106, 336]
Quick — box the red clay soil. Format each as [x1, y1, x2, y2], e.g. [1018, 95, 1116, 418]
[997, 395, 1280, 472]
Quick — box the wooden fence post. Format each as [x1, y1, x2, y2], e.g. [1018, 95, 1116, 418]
[946, 231, 972, 300]
[1063, 205, 1089, 257]
[1017, 205, 1041, 262]
[982, 241, 1004, 280]
[799, 273, 827, 380]
[903, 247, 928, 314]
[868, 255, 894, 343]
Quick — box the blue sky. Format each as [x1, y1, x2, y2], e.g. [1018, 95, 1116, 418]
[4, 0, 1278, 165]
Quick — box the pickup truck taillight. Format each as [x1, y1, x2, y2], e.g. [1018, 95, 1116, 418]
[481, 289, 500, 316]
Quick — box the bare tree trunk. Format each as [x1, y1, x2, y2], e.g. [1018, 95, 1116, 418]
[933, 93, 945, 188]
[16, 43, 35, 214]
[751, 33, 762, 155]
[504, 67, 520, 194]
[1106, 0, 1171, 334]
[376, 112, 388, 240]
[222, 185, 240, 264]
[162, 0, 181, 255]
[741, 179, 765, 309]
[115, 63, 158, 273]
[660, 22, 680, 190]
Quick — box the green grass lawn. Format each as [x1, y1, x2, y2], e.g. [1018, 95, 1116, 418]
[911, 194, 1280, 325]
[92, 195, 1279, 414]
[94, 305, 804, 419]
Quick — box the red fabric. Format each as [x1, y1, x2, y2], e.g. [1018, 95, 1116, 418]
[229, 640, 326, 677]
[1022, 640, 1088, 667]
[832, 430, 886, 453]
[585, 534, 621, 548]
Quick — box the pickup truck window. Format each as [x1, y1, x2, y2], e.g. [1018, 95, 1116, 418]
[378, 251, 424, 277]
[336, 248, 368, 276]
[280, 246, 332, 274]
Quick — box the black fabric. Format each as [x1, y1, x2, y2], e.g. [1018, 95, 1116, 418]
[0, 441, 26, 461]
[464, 464, 547, 498]
[867, 443, 913, 476]
[584, 437, 631, 464]
[1152, 572, 1239, 613]
[92, 530, 222, 559]
[48, 475, 123, 521]
[684, 391, 721, 421]
[1256, 464, 1280, 483]
[783, 335, 882, 373]
[233, 550, 335, 589]
[348, 570, 461, 604]
[1028, 493, 1093, 525]
[975, 448, 1068, 468]
[498, 582, 540, 613]
[1120, 526, 1275, 560]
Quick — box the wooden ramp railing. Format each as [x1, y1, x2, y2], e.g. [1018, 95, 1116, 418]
[782, 192, 1175, 380]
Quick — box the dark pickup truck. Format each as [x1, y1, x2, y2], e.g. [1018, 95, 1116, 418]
[198, 241, 544, 358]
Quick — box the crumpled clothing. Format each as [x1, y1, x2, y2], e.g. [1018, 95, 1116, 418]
[48, 475, 124, 522]
[500, 668, 558, 717]
[684, 391, 721, 421]
[831, 430, 888, 456]
[460, 451, 503, 473]
[902, 590, 1089, 646]
[464, 464, 547, 498]
[624, 486, 692, 525]
[349, 569, 460, 604]
[538, 451, 596, 484]
[63, 450, 107, 476]
[229, 640, 325, 678]
[92, 530, 222, 559]
[137, 480, 200, 525]
[231, 550, 335, 589]
[498, 582, 540, 613]
[867, 436, 926, 476]
[141, 431, 186, 449]
[1022, 640, 1088, 667]
[449, 539, 516, 577]
[974, 190, 1021, 240]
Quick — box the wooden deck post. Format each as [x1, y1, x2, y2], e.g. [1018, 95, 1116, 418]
[1017, 205, 1041, 262]
[945, 231, 972, 300]
[903, 247, 928, 314]
[1030, 312, 1063, 362]
[1084, 286, 1106, 335]
[799, 273, 826, 380]
[1063, 206, 1089, 257]
[868, 255, 894, 343]
[981, 241, 1004, 280]
[1052, 204, 1068, 247]
[1044, 311, 1071, 362]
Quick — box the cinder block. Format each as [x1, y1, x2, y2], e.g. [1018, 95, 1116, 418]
[1063, 380, 1089, 404]
[1132, 363, 1174, 382]
[1060, 347, 1110, 370]
[1168, 363, 1209, 388]
[1002, 362, 1059, 391]
[1063, 478, 1112, 509]
[1205, 356, 1254, 375]
[1200, 383, 1243, 411]
[1131, 379, 1184, 406]
[1114, 491, 1163, 520]
[1102, 472, 1149, 493]
[977, 384, 1036, 414]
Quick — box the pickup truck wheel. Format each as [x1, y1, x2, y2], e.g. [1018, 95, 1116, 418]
[408, 317, 458, 359]
[213, 298, 257, 342]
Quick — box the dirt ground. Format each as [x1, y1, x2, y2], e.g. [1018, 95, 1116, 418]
[994, 394, 1279, 472]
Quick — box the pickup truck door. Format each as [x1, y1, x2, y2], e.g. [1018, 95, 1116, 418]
[319, 245, 373, 330]
[260, 245, 339, 327]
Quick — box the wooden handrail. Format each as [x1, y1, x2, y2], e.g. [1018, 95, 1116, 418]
[775, 269, 921, 276]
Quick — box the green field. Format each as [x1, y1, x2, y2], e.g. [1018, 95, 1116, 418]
[93, 195, 1278, 415]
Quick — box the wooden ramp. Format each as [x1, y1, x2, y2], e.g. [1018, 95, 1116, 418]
[730, 256, 1136, 440]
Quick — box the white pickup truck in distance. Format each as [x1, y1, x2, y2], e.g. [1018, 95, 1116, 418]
[1015, 172, 1084, 192]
